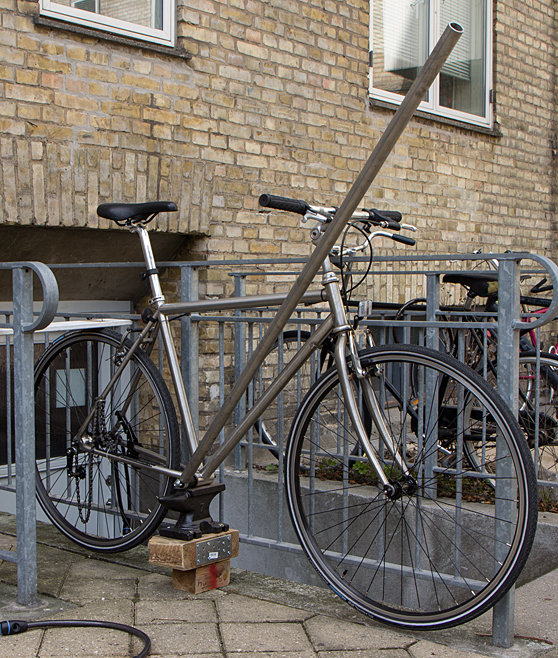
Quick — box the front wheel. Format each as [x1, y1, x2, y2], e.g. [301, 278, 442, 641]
[34, 329, 180, 552]
[285, 344, 537, 630]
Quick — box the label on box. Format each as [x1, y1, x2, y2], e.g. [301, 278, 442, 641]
[196, 535, 232, 566]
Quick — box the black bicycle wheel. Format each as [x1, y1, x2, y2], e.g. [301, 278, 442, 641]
[285, 344, 537, 630]
[34, 329, 180, 552]
[466, 352, 558, 489]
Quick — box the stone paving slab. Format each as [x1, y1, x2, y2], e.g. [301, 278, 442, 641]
[0, 627, 43, 658]
[220, 620, 313, 653]
[318, 649, 414, 658]
[39, 626, 130, 658]
[0, 514, 556, 658]
[135, 599, 217, 625]
[216, 592, 313, 623]
[132, 622, 220, 655]
[304, 615, 412, 652]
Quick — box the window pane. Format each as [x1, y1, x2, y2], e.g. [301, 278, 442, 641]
[55, 0, 160, 30]
[439, 0, 487, 117]
[371, 0, 429, 98]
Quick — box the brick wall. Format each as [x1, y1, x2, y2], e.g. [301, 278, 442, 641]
[0, 0, 556, 270]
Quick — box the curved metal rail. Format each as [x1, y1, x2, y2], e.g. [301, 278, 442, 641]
[0, 262, 59, 605]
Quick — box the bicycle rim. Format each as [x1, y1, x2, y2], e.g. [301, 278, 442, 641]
[466, 352, 558, 490]
[34, 330, 180, 552]
[285, 344, 537, 630]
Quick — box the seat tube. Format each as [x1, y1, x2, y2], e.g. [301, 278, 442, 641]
[135, 225, 199, 457]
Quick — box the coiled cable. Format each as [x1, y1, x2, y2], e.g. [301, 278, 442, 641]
[1, 619, 151, 658]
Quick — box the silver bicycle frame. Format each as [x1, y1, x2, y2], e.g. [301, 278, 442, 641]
[77, 24, 463, 487]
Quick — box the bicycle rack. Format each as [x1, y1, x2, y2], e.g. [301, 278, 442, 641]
[0, 262, 59, 605]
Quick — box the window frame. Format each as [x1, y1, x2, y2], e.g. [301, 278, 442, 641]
[369, 0, 493, 129]
[39, 0, 176, 48]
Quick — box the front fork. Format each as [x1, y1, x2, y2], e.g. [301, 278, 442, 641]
[321, 261, 414, 498]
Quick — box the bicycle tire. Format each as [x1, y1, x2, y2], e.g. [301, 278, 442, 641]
[285, 343, 537, 630]
[34, 329, 180, 552]
[465, 352, 558, 488]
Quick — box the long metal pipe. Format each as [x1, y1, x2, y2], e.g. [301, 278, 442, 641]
[180, 22, 463, 484]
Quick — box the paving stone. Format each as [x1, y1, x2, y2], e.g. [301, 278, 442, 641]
[235, 653, 316, 658]
[0, 544, 70, 600]
[320, 649, 412, 658]
[66, 558, 140, 581]
[0, 627, 43, 658]
[0, 534, 15, 551]
[135, 598, 217, 624]
[39, 626, 129, 657]
[58, 574, 137, 605]
[43, 599, 134, 625]
[131, 622, 220, 655]
[217, 592, 313, 623]
[408, 639, 493, 658]
[304, 615, 411, 652]
[220, 621, 313, 653]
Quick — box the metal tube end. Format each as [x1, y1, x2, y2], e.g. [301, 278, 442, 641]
[448, 22, 464, 33]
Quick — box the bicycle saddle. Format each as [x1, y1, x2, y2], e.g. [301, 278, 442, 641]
[442, 271, 499, 298]
[97, 201, 177, 224]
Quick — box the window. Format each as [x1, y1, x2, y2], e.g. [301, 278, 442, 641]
[369, 0, 492, 128]
[39, 0, 175, 47]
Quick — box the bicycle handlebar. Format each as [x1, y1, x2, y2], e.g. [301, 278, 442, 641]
[259, 193, 404, 228]
[258, 194, 311, 215]
[392, 234, 416, 246]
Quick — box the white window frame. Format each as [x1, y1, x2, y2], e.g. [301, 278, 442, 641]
[369, 0, 493, 129]
[39, 0, 176, 48]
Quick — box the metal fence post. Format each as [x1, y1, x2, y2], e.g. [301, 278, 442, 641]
[181, 265, 199, 462]
[492, 257, 520, 648]
[234, 275, 247, 471]
[12, 267, 38, 606]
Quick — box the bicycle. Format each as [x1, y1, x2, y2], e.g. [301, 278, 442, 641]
[33, 195, 538, 632]
[421, 269, 558, 488]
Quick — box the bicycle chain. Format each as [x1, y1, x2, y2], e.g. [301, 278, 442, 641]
[74, 401, 111, 524]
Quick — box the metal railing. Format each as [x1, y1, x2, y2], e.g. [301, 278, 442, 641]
[0, 262, 58, 605]
[2, 251, 558, 645]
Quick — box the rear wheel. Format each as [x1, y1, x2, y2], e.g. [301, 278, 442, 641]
[465, 352, 558, 489]
[285, 344, 537, 630]
[250, 329, 333, 458]
[34, 329, 180, 552]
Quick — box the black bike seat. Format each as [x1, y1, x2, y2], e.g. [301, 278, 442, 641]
[97, 201, 177, 223]
[442, 271, 499, 298]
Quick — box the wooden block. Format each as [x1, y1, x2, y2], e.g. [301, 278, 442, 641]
[148, 529, 239, 571]
[172, 559, 230, 594]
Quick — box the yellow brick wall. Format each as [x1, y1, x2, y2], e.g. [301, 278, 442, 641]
[0, 0, 556, 266]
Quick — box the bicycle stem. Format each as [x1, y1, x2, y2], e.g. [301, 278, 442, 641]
[179, 23, 463, 486]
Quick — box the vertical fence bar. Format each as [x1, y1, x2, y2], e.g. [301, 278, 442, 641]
[424, 274, 440, 497]
[234, 275, 247, 471]
[492, 258, 520, 648]
[181, 265, 199, 457]
[12, 267, 38, 606]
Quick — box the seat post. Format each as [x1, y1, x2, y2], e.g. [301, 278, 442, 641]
[134, 224, 165, 306]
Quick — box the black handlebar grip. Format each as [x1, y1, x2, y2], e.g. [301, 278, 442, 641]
[379, 210, 403, 221]
[392, 234, 416, 246]
[259, 194, 310, 215]
[368, 209, 401, 230]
